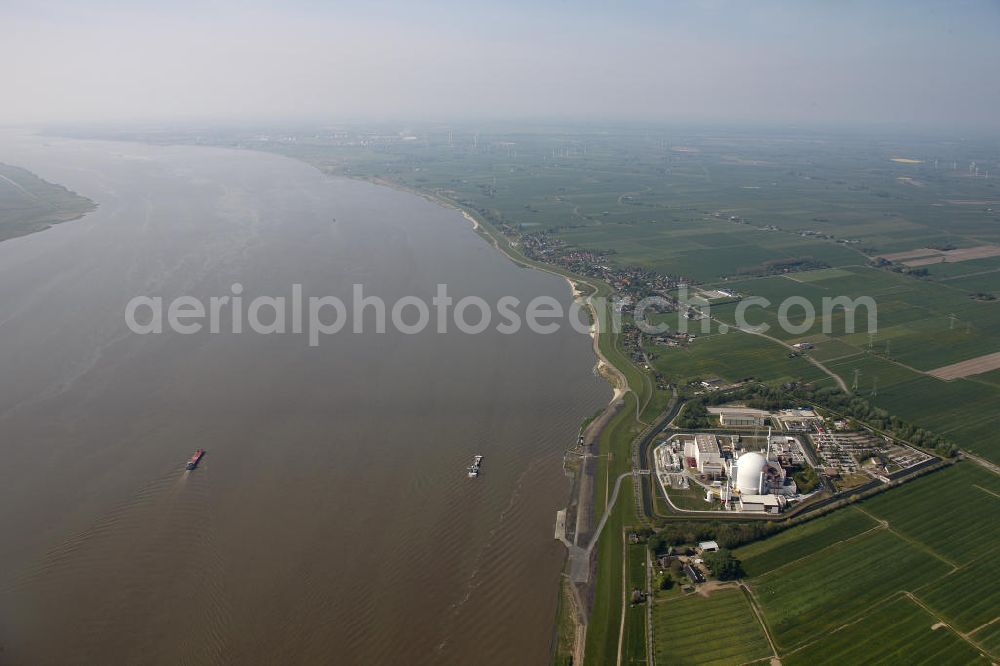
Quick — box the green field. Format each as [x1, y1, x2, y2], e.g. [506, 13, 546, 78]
[733, 507, 878, 578]
[860, 462, 1000, 566]
[751, 529, 953, 649]
[781, 596, 990, 665]
[648, 329, 832, 386]
[651, 588, 772, 665]
[975, 623, 1000, 658]
[735, 463, 1000, 660]
[917, 557, 1000, 635]
[621, 543, 649, 665]
[0, 163, 95, 242]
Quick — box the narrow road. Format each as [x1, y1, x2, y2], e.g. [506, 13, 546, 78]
[964, 451, 1000, 476]
[741, 583, 780, 660]
[742, 325, 850, 393]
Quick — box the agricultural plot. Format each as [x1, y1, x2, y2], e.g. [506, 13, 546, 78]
[928, 351, 1000, 379]
[942, 270, 1000, 295]
[737, 464, 1000, 660]
[651, 588, 772, 666]
[968, 367, 1000, 388]
[733, 507, 878, 578]
[621, 544, 648, 665]
[974, 623, 1000, 659]
[823, 356, 1000, 463]
[648, 329, 830, 386]
[860, 463, 1000, 566]
[925, 255, 1000, 279]
[917, 557, 1000, 634]
[750, 529, 952, 649]
[801, 336, 861, 362]
[709, 265, 1000, 386]
[781, 596, 990, 665]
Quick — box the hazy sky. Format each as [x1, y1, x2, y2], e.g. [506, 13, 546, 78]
[3, 0, 999, 129]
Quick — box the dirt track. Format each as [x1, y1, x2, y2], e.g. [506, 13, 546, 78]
[928, 350, 1000, 379]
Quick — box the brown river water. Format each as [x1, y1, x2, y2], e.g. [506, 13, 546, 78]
[0, 135, 608, 664]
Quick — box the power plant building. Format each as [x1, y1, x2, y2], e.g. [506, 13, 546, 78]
[693, 434, 723, 476]
[738, 494, 786, 513]
[719, 411, 766, 427]
[733, 451, 768, 494]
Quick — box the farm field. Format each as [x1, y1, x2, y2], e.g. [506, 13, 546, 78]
[859, 462, 1000, 566]
[647, 329, 831, 386]
[928, 351, 1000, 379]
[710, 265, 1000, 371]
[975, 623, 1000, 658]
[941, 270, 1000, 294]
[812, 351, 1000, 463]
[650, 587, 772, 665]
[732, 507, 878, 578]
[917, 557, 1000, 635]
[750, 528, 952, 650]
[780, 596, 990, 665]
[735, 463, 1000, 661]
[621, 543, 648, 665]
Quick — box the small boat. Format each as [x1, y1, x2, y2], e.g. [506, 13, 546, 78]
[467, 455, 483, 478]
[186, 449, 206, 470]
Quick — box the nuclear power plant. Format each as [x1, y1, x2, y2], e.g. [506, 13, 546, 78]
[654, 425, 806, 514]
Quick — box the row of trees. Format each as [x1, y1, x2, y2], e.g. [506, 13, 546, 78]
[647, 519, 782, 553]
[673, 400, 710, 429]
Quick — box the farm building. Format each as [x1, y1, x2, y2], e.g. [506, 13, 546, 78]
[699, 540, 719, 552]
[684, 564, 705, 584]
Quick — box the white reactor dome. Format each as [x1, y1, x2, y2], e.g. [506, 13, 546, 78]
[735, 452, 767, 495]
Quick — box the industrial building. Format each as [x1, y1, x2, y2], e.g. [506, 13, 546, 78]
[733, 451, 769, 494]
[693, 434, 723, 476]
[738, 494, 786, 513]
[720, 411, 765, 427]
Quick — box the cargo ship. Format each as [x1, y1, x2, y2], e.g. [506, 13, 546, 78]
[186, 449, 205, 470]
[467, 455, 483, 478]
